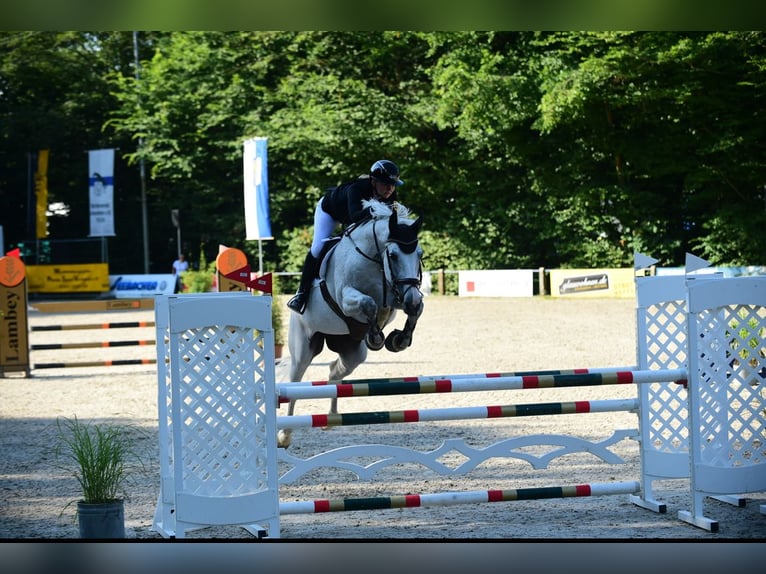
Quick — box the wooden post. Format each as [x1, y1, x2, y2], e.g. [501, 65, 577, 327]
[538, 267, 547, 296]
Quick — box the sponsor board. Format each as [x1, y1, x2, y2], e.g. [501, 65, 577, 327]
[26, 263, 110, 293]
[550, 268, 635, 298]
[458, 270, 534, 297]
[108, 274, 176, 298]
[0, 256, 30, 376]
[19, 264, 175, 299]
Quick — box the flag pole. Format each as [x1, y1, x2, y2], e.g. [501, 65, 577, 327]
[134, 31, 150, 274]
[258, 239, 264, 276]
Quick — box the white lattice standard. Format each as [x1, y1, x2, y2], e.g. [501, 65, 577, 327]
[152, 293, 279, 538]
[632, 274, 691, 512]
[680, 276, 766, 532]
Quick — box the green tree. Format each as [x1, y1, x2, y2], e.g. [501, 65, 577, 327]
[0, 31, 144, 270]
[532, 31, 766, 266]
[4, 31, 765, 277]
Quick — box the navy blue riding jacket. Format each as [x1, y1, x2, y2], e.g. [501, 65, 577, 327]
[321, 175, 398, 225]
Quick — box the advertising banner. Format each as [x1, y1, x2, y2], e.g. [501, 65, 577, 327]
[108, 274, 177, 298]
[243, 137, 273, 240]
[458, 269, 534, 297]
[549, 268, 635, 298]
[88, 148, 116, 237]
[35, 149, 49, 239]
[25, 264, 110, 293]
[0, 255, 30, 376]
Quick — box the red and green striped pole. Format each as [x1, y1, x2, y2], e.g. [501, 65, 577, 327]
[279, 481, 641, 514]
[277, 398, 639, 429]
[277, 369, 687, 403]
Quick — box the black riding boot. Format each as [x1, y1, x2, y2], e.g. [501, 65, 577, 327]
[286, 252, 319, 314]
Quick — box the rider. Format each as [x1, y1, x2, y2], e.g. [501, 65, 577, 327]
[286, 159, 404, 314]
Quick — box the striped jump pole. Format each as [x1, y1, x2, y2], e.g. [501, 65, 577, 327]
[29, 319, 157, 371]
[277, 368, 687, 403]
[30, 321, 155, 332]
[33, 358, 157, 369]
[31, 339, 155, 350]
[283, 365, 639, 387]
[279, 480, 641, 514]
[277, 397, 639, 429]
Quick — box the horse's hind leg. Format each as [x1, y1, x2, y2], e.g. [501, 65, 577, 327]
[278, 332, 322, 449]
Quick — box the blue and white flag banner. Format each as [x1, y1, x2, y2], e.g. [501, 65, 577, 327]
[243, 137, 273, 240]
[88, 148, 116, 237]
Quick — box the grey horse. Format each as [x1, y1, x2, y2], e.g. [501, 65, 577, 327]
[279, 199, 424, 448]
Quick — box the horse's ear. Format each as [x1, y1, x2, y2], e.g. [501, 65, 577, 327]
[389, 209, 398, 234]
[412, 216, 422, 233]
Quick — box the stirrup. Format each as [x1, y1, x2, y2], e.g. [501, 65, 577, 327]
[287, 293, 306, 314]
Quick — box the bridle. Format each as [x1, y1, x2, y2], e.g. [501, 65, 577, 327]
[345, 217, 422, 309]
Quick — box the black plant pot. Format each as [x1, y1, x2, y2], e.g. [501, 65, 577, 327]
[77, 499, 125, 539]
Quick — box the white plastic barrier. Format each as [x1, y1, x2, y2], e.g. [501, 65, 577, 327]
[152, 293, 279, 538]
[680, 276, 766, 531]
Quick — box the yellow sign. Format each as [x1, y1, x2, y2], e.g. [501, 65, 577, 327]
[0, 256, 30, 377]
[25, 263, 110, 293]
[549, 268, 635, 298]
[35, 149, 49, 239]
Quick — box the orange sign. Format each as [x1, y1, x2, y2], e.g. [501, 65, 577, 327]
[216, 248, 248, 276]
[0, 255, 26, 288]
[216, 247, 249, 292]
[214, 247, 272, 294]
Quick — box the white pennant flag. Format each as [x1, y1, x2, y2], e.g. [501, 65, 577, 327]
[685, 252, 711, 274]
[634, 252, 659, 271]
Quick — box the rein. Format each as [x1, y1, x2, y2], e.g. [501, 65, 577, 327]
[319, 214, 421, 330]
[346, 219, 389, 305]
[345, 218, 421, 308]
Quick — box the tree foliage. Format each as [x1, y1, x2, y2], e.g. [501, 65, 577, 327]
[2, 31, 764, 274]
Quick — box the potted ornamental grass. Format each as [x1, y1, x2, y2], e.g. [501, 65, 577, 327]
[54, 415, 142, 538]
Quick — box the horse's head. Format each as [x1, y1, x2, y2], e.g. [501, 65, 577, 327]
[384, 205, 424, 317]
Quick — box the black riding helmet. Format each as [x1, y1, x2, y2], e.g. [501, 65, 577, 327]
[370, 159, 404, 187]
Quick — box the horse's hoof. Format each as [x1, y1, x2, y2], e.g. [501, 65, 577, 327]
[277, 429, 292, 449]
[366, 332, 385, 351]
[385, 329, 410, 352]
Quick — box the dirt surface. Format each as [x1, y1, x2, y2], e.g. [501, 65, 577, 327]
[1, 295, 765, 540]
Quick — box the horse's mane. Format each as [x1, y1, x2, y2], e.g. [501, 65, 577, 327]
[362, 199, 412, 221]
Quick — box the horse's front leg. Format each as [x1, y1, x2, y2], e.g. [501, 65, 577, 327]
[339, 287, 385, 349]
[339, 287, 378, 324]
[385, 299, 423, 352]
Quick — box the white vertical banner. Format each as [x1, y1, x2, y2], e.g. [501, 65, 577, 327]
[88, 148, 116, 237]
[243, 137, 273, 240]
